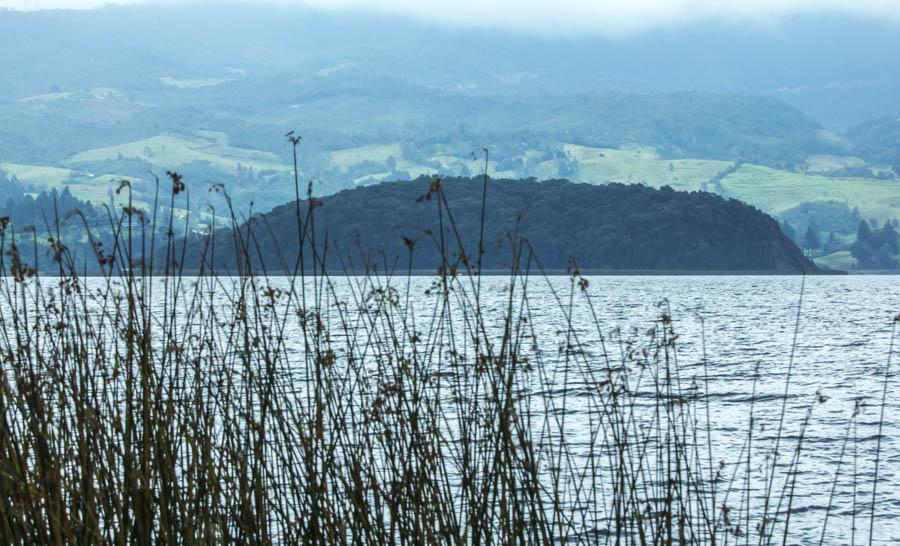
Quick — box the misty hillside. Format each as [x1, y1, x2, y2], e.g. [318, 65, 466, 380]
[1, 3, 898, 273]
[188, 177, 820, 273]
[2, 5, 899, 127]
[845, 117, 900, 166]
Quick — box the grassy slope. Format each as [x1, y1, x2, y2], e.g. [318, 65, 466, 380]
[815, 250, 857, 271]
[563, 144, 732, 191]
[332, 144, 520, 185]
[329, 143, 728, 190]
[804, 154, 866, 172]
[1, 162, 74, 186]
[67, 133, 289, 174]
[330, 144, 403, 171]
[720, 164, 900, 222]
[5, 139, 898, 233]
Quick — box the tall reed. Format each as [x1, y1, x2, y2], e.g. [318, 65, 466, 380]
[0, 138, 892, 545]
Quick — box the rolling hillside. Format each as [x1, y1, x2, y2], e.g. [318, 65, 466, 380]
[3, 138, 896, 238]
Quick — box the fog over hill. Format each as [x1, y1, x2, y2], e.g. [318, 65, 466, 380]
[1, 4, 899, 127]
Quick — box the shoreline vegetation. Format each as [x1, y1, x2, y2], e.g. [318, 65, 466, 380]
[0, 140, 891, 544]
[17, 269, 846, 278]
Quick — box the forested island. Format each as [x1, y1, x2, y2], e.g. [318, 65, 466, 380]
[188, 177, 820, 273]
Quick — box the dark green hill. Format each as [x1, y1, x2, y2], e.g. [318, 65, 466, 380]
[189, 177, 819, 273]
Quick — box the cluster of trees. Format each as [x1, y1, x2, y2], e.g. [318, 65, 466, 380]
[0, 186, 99, 242]
[851, 220, 900, 269]
[778, 200, 900, 270]
[778, 200, 862, 255]
[0, 183, 110, 271]
[795, 223, 845, 254]
[0, 168, 24, 203]
[0, 186, 96, 223]
[189, 176, 817, 273]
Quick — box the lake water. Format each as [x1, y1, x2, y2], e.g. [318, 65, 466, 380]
[354, 274, 900, 544]
[524, 274, 900, 544]
[9, 273, 900, 543]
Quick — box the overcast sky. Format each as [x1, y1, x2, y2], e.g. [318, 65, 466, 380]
[3, 0, 900, 36]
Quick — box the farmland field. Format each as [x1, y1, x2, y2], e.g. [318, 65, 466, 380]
[68, 133, 290, 175]
[1, 162, 76, 186]
[720, 164, 900, 222]
[563, 143, 733, 191]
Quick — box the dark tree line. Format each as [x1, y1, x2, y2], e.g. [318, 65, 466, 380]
[0, 186, 97, 228]
[185, 176, 819, 274]
[0, 176, 104, 270]
[852, 220, 900, 269]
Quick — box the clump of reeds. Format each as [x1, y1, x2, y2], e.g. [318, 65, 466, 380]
[0, 138, 892, 545]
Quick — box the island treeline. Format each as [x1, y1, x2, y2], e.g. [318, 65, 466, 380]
[188, 176, 819, 274]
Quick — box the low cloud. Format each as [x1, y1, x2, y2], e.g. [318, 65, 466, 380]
[295, 0, 900, 36]
[4, 0, 900, 36]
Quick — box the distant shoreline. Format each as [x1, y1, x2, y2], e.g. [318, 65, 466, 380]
[37, 268, 860, 278]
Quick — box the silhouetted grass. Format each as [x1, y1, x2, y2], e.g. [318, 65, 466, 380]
[0, 137, 892, 545]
